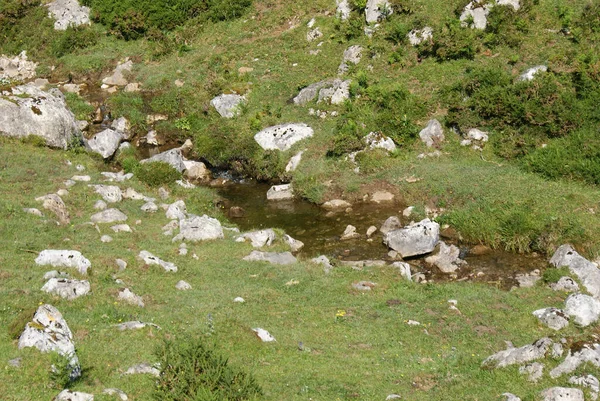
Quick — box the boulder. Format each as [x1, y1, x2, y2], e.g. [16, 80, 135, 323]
[0, 51, 37, 81]
[47, 0, 90, 30]
[371, 191, 394, 203]
[183, 160, 211, 182]
[102, 59, 133, 87]
[482, 337, 552, 369]
[353, 281, 376, 291]
[90, 208, 127, 224]
[101, 171, 133, 182]
[460, 2, 492, 29]
[312, 255, 333, 271]
[139, 250, 177, 272]
[519, 362, 544, 382]
[338, 45, 363, 74]
[236, 229, 276, 248]
[141, 202, 158, 213]
[18, 304, 80, 379]
[23, 207, 43, 217]
[283, 234, 304, 252]
[336, 0, 351, 20]
[341, 225, 360, 240]
[267, 184, 294, 200]
[37, 194, 70, 225]
[392, 261, 412, 281]
[54, 390, 93, 401]
[103, 388, 128, 401]
[564, 293, 600, 327]
[293, 80, 334, 105]
[210, 94, 245, 118]
[365, 0, 392, 23]
[365, 132, 396, 152]
[118, 288, 144, 307]
[166, 200, 187, 220]
[111, 224, 132, 233]
[0, 84, 81, 149]
[36, 250, 91, 275]
[317, 79, 351, 105]
[252, 328, 276, 342]
[550, 277, 580, 293]
[254, 123, 314, 151]
[140, 147, 186, 172]
[419, 119, 444, 147]
[408, 27, 433, 46]
[85, 129, 122, 159]
[550, 344, 600, 378]
[425, 241, 466, 273]
[540, 388, 584, 401]
[122, 188, 152, 201]
[111, 117, 131, 140]
[307, 27, 323, 42]
[568, 375, 599, 398]
[92, 185, 122, 203]
[380, 216, 402, 234]
[383, 219, 440, 258]
[550, 245, 600, 298]
[243, 251, 297, 265]
[41, 278, 91, 300]
[532, 308, 569, 331]
[519, 65, 547, 81]
[173, 215, 224, 242]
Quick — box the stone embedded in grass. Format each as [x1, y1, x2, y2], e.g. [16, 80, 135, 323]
[550, 344, 600, 378]
[36, 193, 70, 225]
[138, 250, 177, 272]
[353, 281, 376, 291]
[341, 225, 360, 240]
[234, 297, 245, 303]
[540, 387, 584, 401]
[283, 234, 304, 252]
[36, 250, 91, 275]
[70, 175, 90, 182]
[23, 208, 43, 217]
[124, 363, 160, 376]
[364, 131, 396, 152]
[366, 226, 378, 238]
[122, 187, 153, 202]
[56, 189, 69, 197]
[336, 0, 351, 20]
[94, 200, 107, 210]
[252, 328, 276, 342]
[365, 0, 392, 23]
[267, 184, 294, 201]
[111, 117, 131, 139]
[41, 278, 90, 300]
[64, 179, 76, 187]
[210, 94, 245, 118]
[166, 200, 187, 220]
[102, 59, 133, 87]
[175, 280, 192, 290]
[564, 293, 600, 326]
[101, 171, 133, 182]
[285, 151, 303, 172]
[519, 362, 544, 382]
[419, 119, 444, 148]
[425, 241, 466, 274]
[116, 321, 160, 331]
[116, 259, 127, 270]
[293, 79, 334, 105]
[173, 215, 224, 242]
[85, 128, 123, 159]
[569, 375, 599, 398]
[18, 304, 81, 380]
[103, 388, 129, 401]
[53, 389, 93, 401]
[384, 219, 440, 258]
[243, 251, 297, 265]
[307, 27, 322, 42]
[482, 337, 552, 369]
[111, 224, 132, 233]
[183, 160, 211, 182]
[91, 208, 127, 224]
[502, 393, 522, 401]
[550, 244, 600, 299]
[236, 229, 276, 248]
[47, 0, 90, 31]
[532, 308, 569, 331]
[317, 79, 351, 105]
[550, 277, 579, 293]
[141, 148, 186, 172]
[392, 261, 412, 281]
[254, 123, 314, 151]
[338, 45, 362, 74]
[101, 235, 112, 243]
[0, 51, 37, 81]
[519, 65, 548, 82]
[312, 255, 333, 272]
[118, 288, 144, 307]
[408, 26, 433, 46]
[43, 270, 70, 280]
[371, 191, 394, 203]
[141, 202, 158, 213]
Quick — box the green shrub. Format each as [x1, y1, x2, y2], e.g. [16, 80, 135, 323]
[484, 0, 532, 48]
[154, 337, 262, 401]
[0, 1, 56, 59]
[50, 25, 99, 58]
[49, 352, 78, 389]
[335, 13, 364, 41]
[134, 161, 181, 187]
[329, 118, 364, 157]
[107, 92, 146, 132]
[64, 93, 95, 121]
[384, 19, 410, 45]
[419, 18, 480, 61]
[541, 266, 572, 284]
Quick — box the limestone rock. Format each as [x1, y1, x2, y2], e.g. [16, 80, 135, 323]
[122, 188, 152, 201]
[353, 281, 376, 291]
[338, 45, 362, 74]
[380, 216, 401, 235]
[140, 147, 186, 172]
[116, 321, 160, 331]
[0, 84, 81, 149]
[18, 304, 80, 379]
[243, 251, 297, 265]
[322, 199, 351, 209]
[85, 129, 122, 159]
[103, 388, 128, 401]
[341, 225, 361, 240]
[371, 191, 394, 203]
[175, 280, 192, 290]
[141, 202, 158, 213]
[92, 185, 122, 203]
[111, 224, 132, 233]
[317, 79, 351, 105]
[425, 241, 466, 273]
[293, 79, 334, 105]
[283, 234, 304, 252]
[419, 119, 444, 147]
[211, 94, 245, 118]
[307, 27, 323, 42]
[540, 387, 584, 401]
[568, 375, 599, 399]
[267, 184, 294, 200]
[36, 250, 91, 275]
[118, 288, 144, 307]
[253, 328, 276, 342]
[564, 293, 600, 327]
[312, 255, 333, 271]
[460, 2, 492, 29]
[236, 229, 276, 248]
[392, 261, 412, 281]
[533, 308, 569, 331]
[111, 117, 131, 140]
[365, 0, 392, 23]
[550, 276, 580, 292]
[519, 362, 544, 382]
[516, 271, 542, 288]
[101, 171, 133, 182]
[366, 226, 378, 237]
[384, 219, 440, 258]
[23, 207, 43, 217]
[47, 0, 90, 31]
[138, 250, 177, 272]
[100, 235, 112, 243]
[54, 390, 93, 401]
[173, 215, 224, 242]
[94, 200, 107, 210]
[44, 270, 69, 280]
[482, 337, 552, 369]
[550, 245, 600, 298]
[41, 278, 90, 300]
[102, 59, 133, 87]
[90, 208, 127, 224]
[365, 132, 396, 152]
[254, 123, 314, 151]
[519, 65, 547, 82]
[0, 51, 37, 81]
[124, 363, 159, 376]
[408, 27, 433, 46]
[183, 160, 211, 182]
[285, 151, 303, 172]
[336, 0, 351, 20]
[550, 344, 600, 378]
[166, 200, 187, 220]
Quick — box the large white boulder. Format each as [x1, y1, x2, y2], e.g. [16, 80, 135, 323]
[47, 0, 91, 31]
[211, 94, 245, 118]
[383, 219, 440, 258]
[550, 244, 600, 299]
[564, 293, 600, 327]
[140, 147, 186, 172]
[173, 215, 224, 242]
[267, 184, 294, 201]
[254, 123, 314, 151]
[35, 250, 91, 275]
[365, 0, 392, 23]
[0, 84, 81, 149]
[0, 51, 37, 81]
[91, 185, 122, 203]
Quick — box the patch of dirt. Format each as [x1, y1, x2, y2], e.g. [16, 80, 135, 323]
[474, 325, 497, 336]
[411, 373, 437, 391]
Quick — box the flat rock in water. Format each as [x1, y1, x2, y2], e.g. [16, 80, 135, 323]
[243, 251, 297, 265]
[267, 184, 293, 201]
[252, 328, 276, 342]
[283, 234, 304, 252]
[341, 225, 360, 240]
[85, 128, 122, 159]
[322, 199, 351, 209]
[482, 337, 552, 369]
[173, 215, 224, 242]
[254, 123, 314, 151]
[124, 363, 160, 377]
[550, 245, 600, 298]
[54, 390, 93, 401]
[550, 344, 600, 378]
[36, 250, 91, 275]
[118, 288, 144, 307]
[18, 304, 80, 379]
[41, 278, 90, 300]
[138, 250, 177, 272]
[384, 219, 440, 258]
[564, 293, 600, 326]
[91, 208, 127, 224]
[236, 229, 276, 248]
[425, 241, 466, 273]
[380, 216, 402, 234]
[211, 94, 245, 118]
[540, 387, 584, 401]
[533, 308, 569, 331]
[92, 185, 122, 203]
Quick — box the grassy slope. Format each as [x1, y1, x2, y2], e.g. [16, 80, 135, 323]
[0, 137, 596, 400]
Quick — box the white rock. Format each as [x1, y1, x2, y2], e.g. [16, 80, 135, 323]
[254, 123, 314, 151]
[338, 45, 363, 74]
[71, 175, 90, 182]
[519, 65, 547, 81]
[564, 293, 600, 326]
[44, 270, 69, 280]
[141, 147, 186, 172]
[533, 308, 570, 330]
[408, 26, 433, 46]
[94, 200, 107, 210]
[36, 250, 91, 275]
[371, 191, 394, 203]
[353, 281, 376, 291]
[118, 288, 144, 307]
[519, 362, 544, 382]
[47, 0, 91, 31]
[283, 234, 304, 252]
[92, 185, 122, 203]
[173, 215, 224, 242]
[312, 255, 333, 272]
[115, 259, 127, 270]
[366, 226, 378, 238]
[124, 363, 159, 376]
[111, 117, 131, 139]
[285, 151, 303, 172]
[550, 344, 600, 378]
[460, 2, 492, 30]
[243, 251, 297, 265]
[0, 51, 37, 81]
[85, 129, 123, 159]
[318, 79, 351, 105]
[183, 160, 211, 182]
[54, 390, 93, 401]
[111, 224, 132, 233]
[384, 219, 440, 258]
[138, 250, 177, 272]
[56, 189, 69, 197]
[380, 216, 402, 234]
[425, 241, 466, 273]
[365, 132, 396, 152]
[466, 128, 489, 142]
[175, 280, 192, 290]
[482, 337, 552, 368]
[102, 59, 133, 87]
[91, 208, 127, 224]
[322, 199, 351, 209]
[211, 94, 245, 118]
[336, 0, 351, 20]
[502, 393, 522, 401]
[341, 225, 361, 240]
[365, 0, 392, 23]
[166, 200, 187, 220]
[419, 119, 444, 147]
[141, 202, 158, 213]
[540, 387, 584, 401]
[234, 297, 245, 303]
[253, 328, 276, 342]
[41, 278, 90, 300]
[237, 229, 276, 248]
[102, 234, 114, 242]
[550, 245, 600, 298]
[103, 388, 128, 401]
[266, 184, 294, 201]
[101, 171, 133, 182]
[569, 375, 599, 399]
[550, 277, 580, 292]
[23, 208, 43, 217]
[392, 261, 412, 281]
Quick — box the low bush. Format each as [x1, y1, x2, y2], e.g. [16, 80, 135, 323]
[154, 337, 262, 401]
[134, 161, 181, 187]
[483, 0, 532, 48]
[64, 93, 95, 121]
[418, 18, 480, 61]
[50, 25, 99, 58]
[541, 266, 572, 284]
[106, 92, 147, 133]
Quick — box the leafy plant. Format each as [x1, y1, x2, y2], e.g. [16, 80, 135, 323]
[134, 161, 182, 186]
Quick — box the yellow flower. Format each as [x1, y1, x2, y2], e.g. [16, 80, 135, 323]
[335, 310, 346, 317]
